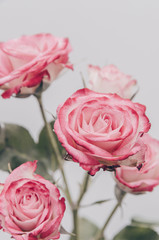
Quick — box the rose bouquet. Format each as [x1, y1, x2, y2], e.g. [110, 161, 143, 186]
[0, 33, 158, 240]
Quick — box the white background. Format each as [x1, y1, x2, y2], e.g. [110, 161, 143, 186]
[0, 0, 159, 239]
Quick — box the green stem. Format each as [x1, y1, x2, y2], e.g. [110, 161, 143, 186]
[73, 209, 79, 240]
[72, 173, 90, 240]
[77, 173, 90, 207]
[93, 192, 126, 240]
[36, 94, 73, 207]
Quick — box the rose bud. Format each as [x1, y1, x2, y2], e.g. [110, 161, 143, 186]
[0, 161, 65, 240]
[115, 134, 159, 193]
[0, 33, 72, 98]
[88, 64, 138, 99]
[54, 88, 150, 175]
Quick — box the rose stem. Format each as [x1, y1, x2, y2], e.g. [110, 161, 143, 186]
[72, 173, 90, 240]
[72, 209, 78, 240]
[36, 94, 73, 207]
[77, 173, 90, 207]
[93, 192, 126, 240]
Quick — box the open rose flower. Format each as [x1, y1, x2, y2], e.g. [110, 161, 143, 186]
[115, 134, 159, 193]
[0, 33, 72, 98]
[88, 64, 138, 99]
[54, 88, 150, 175]
[0, 161, 65, 239]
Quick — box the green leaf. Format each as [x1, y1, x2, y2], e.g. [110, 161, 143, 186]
[0, 148, 27, 172]
[70, 218, 105, 240]
[4, 124, 36, 153]
[37, 121, 65, 171]
[113, 225, 159, 240]
[0, 124, 5, 152]
[0, 124, 53, 180]
[35, 160, 54, 181]
[0, 123, 36, 172]
[81, 199, 111, 208]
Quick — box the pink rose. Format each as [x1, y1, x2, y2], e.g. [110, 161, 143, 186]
[0, 33, 72, 98]
[0, 161, 65, 240]
[115, 134, 159, 193]
[54, 88, 150, 175]
[88, 64, 138, 99]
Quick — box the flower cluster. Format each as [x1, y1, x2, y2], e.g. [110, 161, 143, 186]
[0, 33, 159, 240]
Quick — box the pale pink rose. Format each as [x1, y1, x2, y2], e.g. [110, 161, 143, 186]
[88, 64, 138, 99]
[0, 161, 65, 240]
[54, 88, 150, 175]
[115, 134, 159, 193]
[0, 33, 72, 98]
